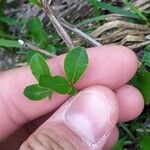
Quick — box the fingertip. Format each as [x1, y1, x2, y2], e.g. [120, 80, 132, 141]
[116, 84, 144, 122]
[100, 45, 138, 88]
[78, 45, 138, 89]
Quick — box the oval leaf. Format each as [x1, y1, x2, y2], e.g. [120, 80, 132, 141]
[29, 17, 48, 45]
[24, 84, 52, 100]
[39, 75, 73, 94]
[64, 47, 88, 84]
[30, 54, 51, 81]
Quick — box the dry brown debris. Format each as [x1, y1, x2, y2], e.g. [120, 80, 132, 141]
[91, 20, 150, 50]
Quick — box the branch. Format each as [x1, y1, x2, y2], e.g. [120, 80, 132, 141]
[18, 40, 56, 58]
[60, 18, 102, 47]
[40, 0, 75, 49]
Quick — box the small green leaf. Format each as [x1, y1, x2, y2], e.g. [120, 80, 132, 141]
[130, 71, 150, 105]
[24, 84, 52, 100]
[46, 45, 56, 54]
[30, 54, 51, 81]
[0, 17, 19, 26]
[0, 39, 21, 48]
[64, 47, 88, 84]
[39, 75, 73, 94]
[143, 45, 150, 67]
[112, 138, 125, 150]
[29, 17, 48, 45]
[140, 135, 150, 150]
[29, 0, 41, 7]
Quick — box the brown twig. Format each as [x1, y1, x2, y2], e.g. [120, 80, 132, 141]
[40, 0, 75, 49]
[129, 41, 150, 50]
[60, 18, 101, 47]
[18, 40, 56, 58]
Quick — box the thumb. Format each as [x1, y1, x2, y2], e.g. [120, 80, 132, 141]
[20, 86, 119, 150]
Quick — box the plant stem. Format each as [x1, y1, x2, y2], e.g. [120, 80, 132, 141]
[40, 0, 75, 49]
[18, 40, 56, 58]
[60, 18, 101, 47]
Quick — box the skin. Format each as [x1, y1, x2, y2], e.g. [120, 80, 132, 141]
[0, 45, 144, 150]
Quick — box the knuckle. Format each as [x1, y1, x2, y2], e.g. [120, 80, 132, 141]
[20, 129, 76, 150]
[20, 131, 64, 150]
[20, 133, 54, 150]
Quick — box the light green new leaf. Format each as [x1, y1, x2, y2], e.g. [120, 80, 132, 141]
[39, 75, 73, 94]
[30, 54, 51, 81]
[140, 135, 150, 150]
[0, 39, 20, 48]
[64, 47, 88, 84]
[130, 71, 150, 105]
[29, 17, 48, 45]
[24, 84, 52, 100]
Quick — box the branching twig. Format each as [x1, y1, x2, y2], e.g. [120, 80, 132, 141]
[60, 18, 101, 47]
[18, 40, 56, 58]
[40, 0, 75, 49]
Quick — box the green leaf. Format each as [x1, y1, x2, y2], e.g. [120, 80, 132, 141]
[143, 45, 150, 67]
[24, 84, 52, 100]
[46, 45, 56, 54]
[0, 17, 19, 26]
[68, 87, 77, 96]
[64, 47, 88, 84]
[112, 138, 125, 150]
[0, 39, 20, 48]
[29, 0, 41, 7]
[96, 1, 139, 18]
[140, 135, 150, 150]
[30, 54, 51, 81]
[29, 17, 48, 45]
[39, 75, 73, 94]
[130, 71, 150, 105]
[143, 50, 150, 67]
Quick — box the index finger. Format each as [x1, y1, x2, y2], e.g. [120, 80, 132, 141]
[0, 45, 138, 140]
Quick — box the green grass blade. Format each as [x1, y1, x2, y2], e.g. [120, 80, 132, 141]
[96, 1, 139, 18]
[122, 0, 148, 22]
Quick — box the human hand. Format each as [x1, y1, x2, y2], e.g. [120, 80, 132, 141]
[0, 45, 144, 150]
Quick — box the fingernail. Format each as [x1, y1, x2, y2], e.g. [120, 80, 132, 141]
[66, 90, 111, 144]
